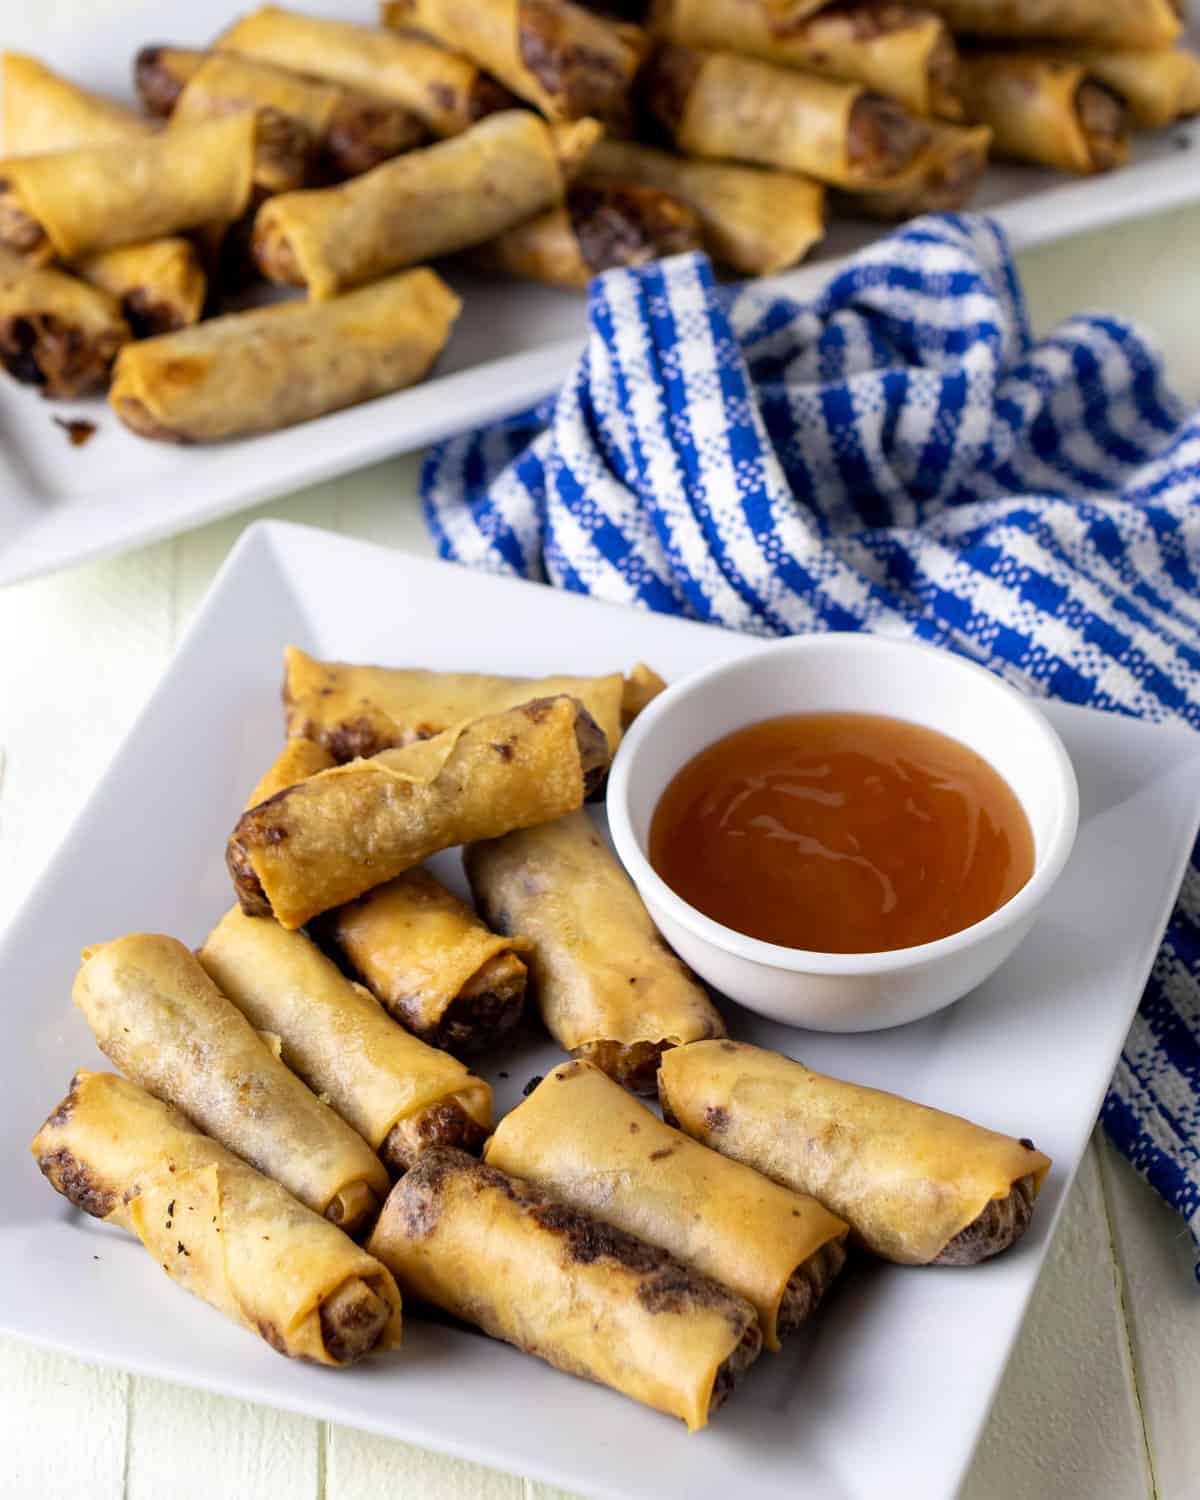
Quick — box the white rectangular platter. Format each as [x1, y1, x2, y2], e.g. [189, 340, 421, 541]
[2, 521, 1199, 1500]
[0, 0, 1198, 585]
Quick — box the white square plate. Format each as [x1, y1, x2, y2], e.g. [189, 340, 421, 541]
[1, 1, 1198, 585]
[3, 521, 1199, 1499]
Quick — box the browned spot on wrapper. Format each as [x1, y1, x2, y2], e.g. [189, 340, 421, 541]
[703, 1105, 729, 1133]
[36, 1149, 118, 1219]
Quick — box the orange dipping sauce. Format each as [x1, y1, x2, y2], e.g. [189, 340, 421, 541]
[649, 713, 1034, 954]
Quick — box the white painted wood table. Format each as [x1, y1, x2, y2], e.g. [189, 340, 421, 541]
[3, 205, 1199, 1500]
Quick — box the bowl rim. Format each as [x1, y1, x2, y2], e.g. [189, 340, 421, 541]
[606, 632, 1080, 977]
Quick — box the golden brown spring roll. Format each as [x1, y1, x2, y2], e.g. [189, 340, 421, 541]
[73, 934, 390, 1234]
[383, 0, 645, 122]
[486, 1061, 848, 1349]
[282, 644, 660, 759]
[838, 121, 991, 218]
[643, 44, 929, 188]
[228, 696, 610, 929]
[473, 181, 701, 289]
[1040, 47, 1200, 130]
[368, 1147, 761, 1428]
[320, 869, 530, 1055]
[217, 6, 518, 137]
[957, 54, 1128, 174]
[581, 140, 825, 275]
[33, 1070, 402, 1364]
[246, 739, 337, 807]
[922, 0, 1181, 49]
[72, 239, 207, 338]
[199, 906, 493, 1174]
[0, 245, 128, 397]
[0, 114, 256, 263]
[650, 0, 962, 119]
[109, 266, 460, 443]
[659, 1041, 1052, 1266]
[252, 110, 594, 299]
[465, 810, 725, 1094]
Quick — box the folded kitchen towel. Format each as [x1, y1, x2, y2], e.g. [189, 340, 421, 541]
[423, 214, 1200, 1275]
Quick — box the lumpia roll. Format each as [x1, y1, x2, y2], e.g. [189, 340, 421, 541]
[659, 1041, 1052, 1266]
[282, 644, 656, 758]
[1041, 48, 1200, 129]
[0, 246, 128, 397]
[109, 266, 460, 443]
[1, 52, 152, 153]
[921, 0, 1181, 49]
[72, 239, 207, 337]
[368, 1148, 761, 1428]
[320, 869, 530, 1055]
[199, 906, 493, 1174]
[0, 114, 256, 263]
[72, 934, 390, 1234]
[247, 739, 337, 807]
[650, 0, 962, 120]
[32, 1070, 402, 1364]
[486, 1062, 847, 1349]
[228, 696, 610, 929]
[643, 44, 929, 188]
[383, 0, 646, 122]
[837, 121, 990, 219]
[473, 181, 700, 289]
[217, 6, 518, 137]
[957, 55, 1128, 174]
[465, 810, 725, 1094]
[253, 110, 593, 299]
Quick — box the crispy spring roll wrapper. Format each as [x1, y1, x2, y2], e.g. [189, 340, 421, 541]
[217, 6, 518, 137]
[73, 935, 390, 1234]
[32, 1070, 401, 1364]
[650, 0, 962, 120]
[109, 266, 460, 443]
[465, 810, 725, 1094]
[581, 140, 824, 275]
[1, 52, 152, 153]
[321, 869, 530, 1055]
[0, 245, 128, 397]
[838, 121, 991, 219]
[247, 739, 337, 807]
[282, 644, 658, 759]
[228, 696, 610, 929]
[252, 110, 596, 299]
[643, 44, 929, 189]
[957, 55, 1128, 174]
[72, 239, 207, 337]
[0, 113, 256, 264]
[922, 0, 1181, 49]
[486, 1062, 848, 1350]
[1041, 48, 1200, 130]
[659, 1041, 1052, 1266]
[199, 906, 493, 1174]
[473, 181, 700, 289]
[368, 1148, 761, 1428]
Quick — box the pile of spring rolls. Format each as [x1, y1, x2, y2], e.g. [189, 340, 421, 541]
[33, 647, 1053, 1427]
[3, 3, 1195, 441]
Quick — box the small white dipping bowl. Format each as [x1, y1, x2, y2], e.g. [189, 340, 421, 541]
[606, 634, 1079, 1032]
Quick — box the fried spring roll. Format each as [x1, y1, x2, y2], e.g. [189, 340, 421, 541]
[109, 266, 460, 442]
[650, 0, 962, 120]
[253, 110, 595, 299]
[473, 181, 701, 289]
[228, 696, 610, 929]
[921, 0, 1181, 49]
[199, 906, 493, 1174]
[838, 121, 991, 218]
[246, 739, 337, 807]
[957, 55, 1128, 174]
[320, 870, 530, 1055]
[73, 935, 390, 1233]
[33, 1070, 402, 1364]
[465, 810, 725, 1094]
[486, 1061, 848, 1349]
[580, 140, 825, 275]
[282, 644, 659, 759]
[0, 246, 128, 397]
[643, 44, 929, 188]
[217, 6, 517, 137]
[0, 114, 255, 264]
[72, 239, 206, 337]
[659, 1041, 1052, 1266]
[1042, 47, 1200, 129]
[368, 1148, 761, 1428]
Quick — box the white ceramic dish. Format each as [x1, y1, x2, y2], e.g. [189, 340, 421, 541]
[607, 634, 1079, 1032]
[2, 521, 1199, 1500]
[1, 0, 1198, 587]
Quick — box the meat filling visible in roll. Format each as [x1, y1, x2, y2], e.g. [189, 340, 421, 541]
[957, 55, 1128, 173]
[0, 246, 129, 397]
[838, 121, 991, 219]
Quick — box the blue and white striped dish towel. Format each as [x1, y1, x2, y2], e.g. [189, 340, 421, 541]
[423, 214, 1200, 1275]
